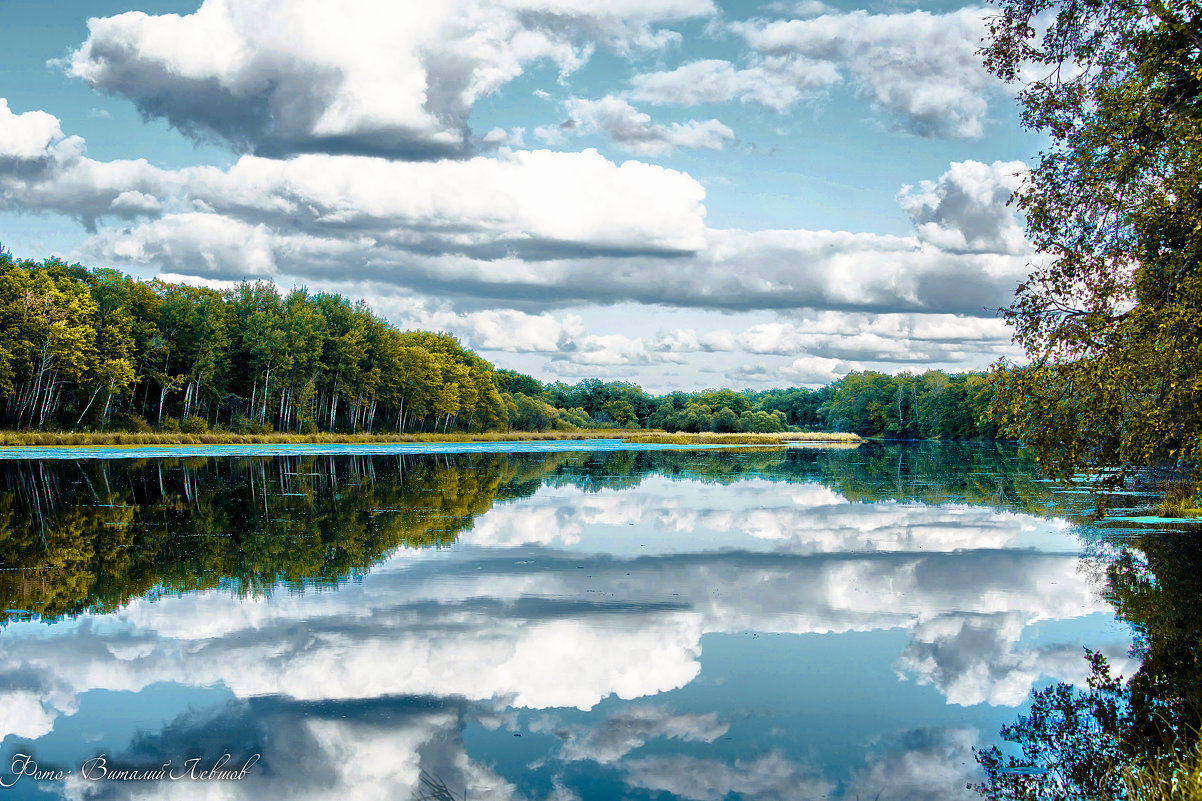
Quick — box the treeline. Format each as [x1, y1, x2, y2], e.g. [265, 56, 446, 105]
[0, 253, 995, 438]
[502, 371, 998, 439]
[0, 254, 509, 434]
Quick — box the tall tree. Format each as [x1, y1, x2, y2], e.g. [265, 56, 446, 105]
[983, 0, 1202, 483]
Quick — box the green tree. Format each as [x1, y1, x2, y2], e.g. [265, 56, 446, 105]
[602, 398, 638, 427]
[983, 0, 1202, 483]
[712, 406, 739, 432]
[279, 289, 326, 431]
[494, 369, 545, 399]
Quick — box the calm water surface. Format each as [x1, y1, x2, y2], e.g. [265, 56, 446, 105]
[0, 443, 1185, 800]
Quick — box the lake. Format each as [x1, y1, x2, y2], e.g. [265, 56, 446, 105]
[0, 442, 1194, 800]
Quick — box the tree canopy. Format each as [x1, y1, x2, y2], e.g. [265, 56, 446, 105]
[983, 0, 1202, 484]
[0, 250, 999, 438]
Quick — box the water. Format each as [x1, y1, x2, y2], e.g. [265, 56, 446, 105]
[0, 443, 1185, 800]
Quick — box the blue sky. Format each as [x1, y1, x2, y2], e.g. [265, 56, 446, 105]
[0, 0, 1043, 391]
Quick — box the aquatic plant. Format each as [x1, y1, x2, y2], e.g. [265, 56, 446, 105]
[1119, 738, 1202, 801]
[1156, 481, 1202, 520]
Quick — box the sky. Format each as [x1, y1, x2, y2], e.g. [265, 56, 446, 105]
[0, 0, 1045, 392]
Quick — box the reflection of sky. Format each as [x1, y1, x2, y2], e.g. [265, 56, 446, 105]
[460, 475, 1083, 555]
[0, 461, 1133, 801]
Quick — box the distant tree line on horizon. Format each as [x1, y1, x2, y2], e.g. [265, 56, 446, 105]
[0, 252, 998, 439]
[499, 371, 997, 439]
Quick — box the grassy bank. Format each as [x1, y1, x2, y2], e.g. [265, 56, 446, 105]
[1157, 480, 1202, 519]
[623, 432, 861, 445]
[0, 429, 860, 448]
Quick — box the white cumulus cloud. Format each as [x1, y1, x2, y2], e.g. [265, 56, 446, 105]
[551, 97, 736, 155]
[733, 7, 998, 138]
[899, 160, 1030, 254]
[65, 0, 715, 159]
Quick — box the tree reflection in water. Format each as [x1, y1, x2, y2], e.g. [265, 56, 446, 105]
[8, 443, 1198, 798]
[0, 452, 567, 623]
[0, 443, 1056, 627]
[974, 525, 1202, 800]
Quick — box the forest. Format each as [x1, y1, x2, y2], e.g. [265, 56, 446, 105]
[0, 251, 997, 439]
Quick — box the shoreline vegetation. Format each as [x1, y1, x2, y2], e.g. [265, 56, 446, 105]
[0, 255, 1192, 512]
[0, 429, 862, 448]
[0, 253, 996, 443]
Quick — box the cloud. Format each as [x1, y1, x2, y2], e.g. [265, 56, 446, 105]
[0, 507, 1123, 745]
[0, 100, 170, 228]
[90, 213, 283, 276]
[434, 309, 588, 353]
[57, 145, 708, 266]
[0, 688, 60, 740]
[895, 610, 1135, 707]
[556, 706, 729, 764]
[547, 97, 735, 155]
[84, 220, 1028, 315]
[0, 98, 74, 163]
[65, 0, 715, 159]
[542, 361, 624, 378]
[176, 147, 709, 257]
[739, 354, 855, 385]
[898, 160, 1030, 255]
[1, 104, 1028, 329]
[459, 478, 1051, 555]
[629, 58, 840, 111]
[649, 313, 1014, 373]
[622, 751, 834, 801]
[552, 332, 685, 366]
[845, 728, 983, 801]
[54, 695, 529, 801]
[733, 7, 998, 138]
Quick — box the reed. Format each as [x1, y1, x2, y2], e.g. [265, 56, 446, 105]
[0, 430, 611, 447]
[0, 429, 860, 448]
[1119, 738, 1202, 800]
[1157, 480, 1202, 519]
[622, 432, 861, 445]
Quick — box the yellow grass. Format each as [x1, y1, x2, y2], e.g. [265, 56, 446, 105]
[0, 429, 859, 448]
[1157, 480, 1202, 519]
[622, 432, 861, 445]
[0, 430, 611, 447]
[1119, 739, 1202, 801]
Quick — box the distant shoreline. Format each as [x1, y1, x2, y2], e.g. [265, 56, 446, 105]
[0, 430, 862, 448]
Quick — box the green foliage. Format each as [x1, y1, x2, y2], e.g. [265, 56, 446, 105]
[0, 257, 997, 439]
[122, 415, 152, 433]
[1157, 480, 1202, 518]
[507, 392, 558, 431]
[0, 261, 513, 436]
[982, 0, 1202, 483]
[494, 368, 546, 398]
[712, 406, 739, 432]
[181, 415, 208, 434]
[0, 453, 572, 623]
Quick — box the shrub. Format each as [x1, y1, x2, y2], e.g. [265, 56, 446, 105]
[181, 415, 209, 434]
[120, 415, 153, 433]
[159, 416, 181, 432]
